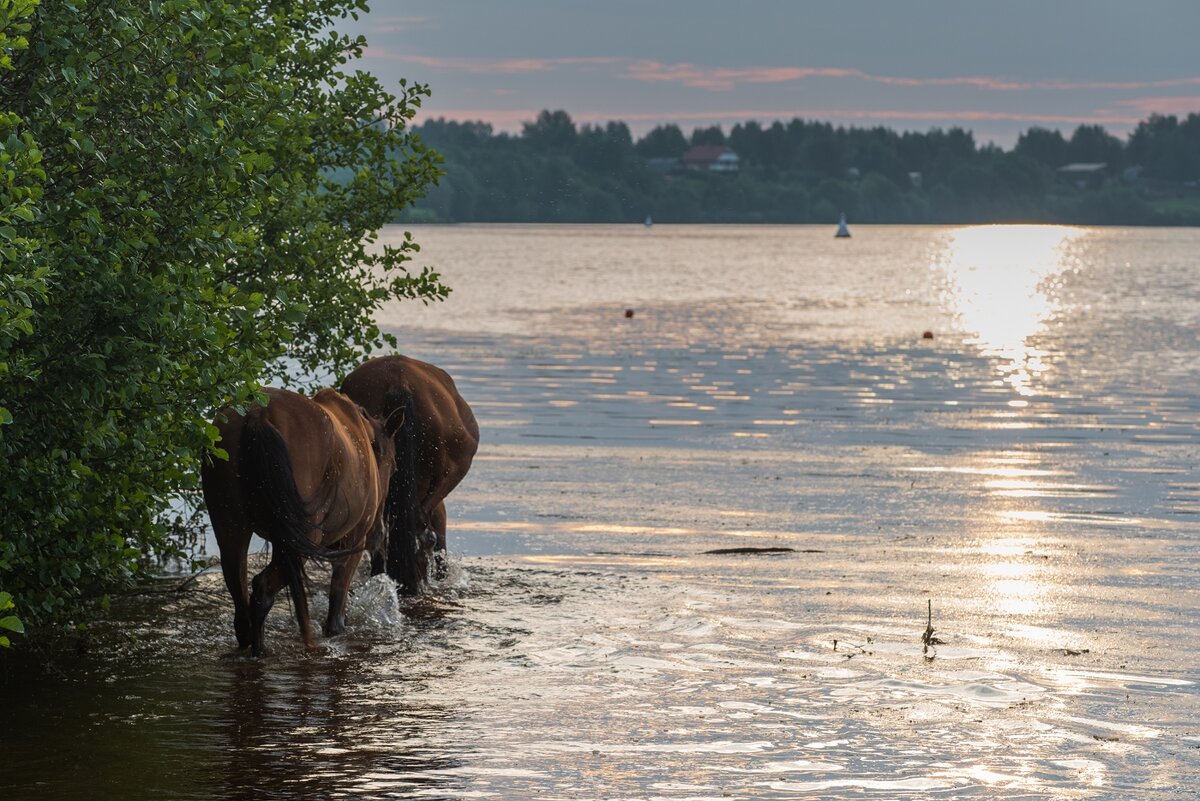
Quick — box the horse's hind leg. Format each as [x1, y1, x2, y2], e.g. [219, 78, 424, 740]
[221, 535, 253, 649]
[210, 509, 254, 649]
[430, 501, 449, 579]
[368, 516, 387, 577]
[249, 549, 310, 657]
[325, 550, 364, 638]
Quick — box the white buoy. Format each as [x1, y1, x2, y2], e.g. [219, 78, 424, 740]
[835, 212, 851, 238]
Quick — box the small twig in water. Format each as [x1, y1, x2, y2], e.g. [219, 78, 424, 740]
[922, 599, 944, 656]
[115, 569, 211, 597]
[835, 638, 873, 659]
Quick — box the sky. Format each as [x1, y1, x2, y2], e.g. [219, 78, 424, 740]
[344, 1, 1200, 147]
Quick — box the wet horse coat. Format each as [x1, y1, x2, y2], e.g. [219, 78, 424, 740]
[341, 355, 479, 595]
[201, 387, 397, 656]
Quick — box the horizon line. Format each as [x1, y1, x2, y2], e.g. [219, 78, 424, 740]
[409, 105, 1197, 145]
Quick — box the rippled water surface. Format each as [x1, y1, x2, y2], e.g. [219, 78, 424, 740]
[7, 225, 1200, 799]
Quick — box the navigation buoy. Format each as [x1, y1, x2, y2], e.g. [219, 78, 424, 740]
[835, 212, 851, 238]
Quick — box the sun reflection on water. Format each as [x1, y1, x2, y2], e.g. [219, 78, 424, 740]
[936, 225, 1085, 396]
[965, 460, 1062, 620]
[989, 578, 1044, 616]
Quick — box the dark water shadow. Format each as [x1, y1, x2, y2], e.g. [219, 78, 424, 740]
[220, 656, 460, 801]
[2, 578, 467, 801]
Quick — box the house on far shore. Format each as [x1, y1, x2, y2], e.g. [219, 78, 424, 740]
[1057, 162, 1107, 190]
[681, 145, 740, 173]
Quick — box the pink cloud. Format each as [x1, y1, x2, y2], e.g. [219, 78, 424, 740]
[838, 109, 1144, 125]
[621, 62, 869, 91]
[1112, 96, 1200, 115]
[1041, 78, 1200, 91]
[363, 50, 617, 74]
[620, 60, 1200, 94]
[361, 51, 1200, 98]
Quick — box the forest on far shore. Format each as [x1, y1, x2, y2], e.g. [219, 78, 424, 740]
[399, 110, 1200, 226]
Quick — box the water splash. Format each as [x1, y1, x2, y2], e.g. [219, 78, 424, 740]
[345, 573, 407, 634]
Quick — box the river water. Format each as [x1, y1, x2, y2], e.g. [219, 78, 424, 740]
[6, 224, 1200, 799]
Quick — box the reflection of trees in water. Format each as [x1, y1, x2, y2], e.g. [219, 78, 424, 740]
[223, 641, 462, 800]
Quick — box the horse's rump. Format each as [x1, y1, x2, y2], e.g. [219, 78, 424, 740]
[341, 355, 480, 594]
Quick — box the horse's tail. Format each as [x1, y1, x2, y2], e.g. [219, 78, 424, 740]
[383, 390, 430, 594]
[238, 414, 345, 566]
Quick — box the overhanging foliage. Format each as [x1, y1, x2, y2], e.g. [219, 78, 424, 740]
[0, 0, 443, 627]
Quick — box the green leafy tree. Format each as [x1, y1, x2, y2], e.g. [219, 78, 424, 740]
[0, 591, 21, 647]
[522, 109, 578, 151]
[1015, 127, 1069, 167]
[1067, 124, 1123, 168]
[1075, 186, 1153, 225]
[575, 122, 633, 173]
[1, 0, 47, 639]
[689, 125, 726, 147]
[857, 173, 905, 222]
[1129, 113, 1200, 181]
[0, 0, 443, 627]
[634, 124, 687, 158]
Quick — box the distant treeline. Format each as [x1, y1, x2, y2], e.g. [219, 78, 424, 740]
[400, 110, 1200, 225]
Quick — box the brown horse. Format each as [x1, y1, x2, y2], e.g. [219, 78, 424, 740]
[341, 355, 479, 595]
[201, 387, 401, 656]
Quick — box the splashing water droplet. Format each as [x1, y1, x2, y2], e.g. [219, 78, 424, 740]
[347, 574, 406, 634]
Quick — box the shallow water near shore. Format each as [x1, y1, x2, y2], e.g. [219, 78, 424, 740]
[6, 224, 1200, 799]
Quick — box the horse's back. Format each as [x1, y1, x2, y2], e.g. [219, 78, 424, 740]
[341, 354, 480, 471]
[312, 386, 362, 425]
[312, 387, 389, 517]
[310, 387, 369, 464]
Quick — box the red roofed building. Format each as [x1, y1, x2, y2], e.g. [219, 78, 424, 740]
[681, 145, 740, 173]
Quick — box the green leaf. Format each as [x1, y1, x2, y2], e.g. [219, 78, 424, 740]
[0, 615, 24, 634]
